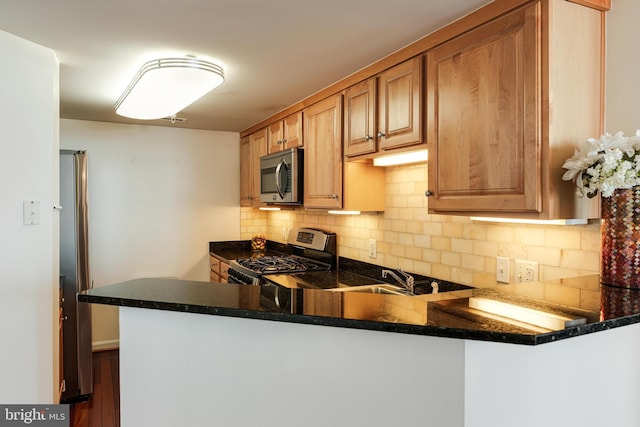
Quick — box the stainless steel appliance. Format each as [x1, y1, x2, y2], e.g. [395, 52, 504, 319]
[59, 150, 93, 403]
[260, 147, 303, 204]
[228, 228, 337, 311]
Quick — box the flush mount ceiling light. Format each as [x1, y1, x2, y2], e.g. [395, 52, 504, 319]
[115, 57, 224, 120]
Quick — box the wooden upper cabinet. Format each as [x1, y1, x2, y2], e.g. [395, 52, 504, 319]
[267, 111, 303, 153]
[344, 78, 377, 157]
[239, 136, 252, 206]
[344, 57, 423, 158]
[567, 0, 611, 11]
[426, 0, 603, 219]
[240, 129, 268, 207]
[303, 94, 343, 209]
[378, 57, 423, 151]
[426, 3, 540, 213]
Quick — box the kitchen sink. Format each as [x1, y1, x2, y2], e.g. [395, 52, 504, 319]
[327, 280, 473, 296]
[327, 284, 412, 296]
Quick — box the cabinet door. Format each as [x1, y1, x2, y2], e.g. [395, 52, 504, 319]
[249, 128, 268, 207]
[58, 286, 64, 400]
[344, 78, 376, 157]
[267, 112, 303, 153]
[303, 94, 343, 209]
[239, 136, 252, 206]
[267, 121, 284, 154]
[283, 111, 303, 149]
[220, 261, 229, 283]
[378, 57, 423, 150]
[426, 4, 540, 213]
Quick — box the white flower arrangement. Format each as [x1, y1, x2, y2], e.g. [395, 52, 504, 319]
[562, 130, 640, 198]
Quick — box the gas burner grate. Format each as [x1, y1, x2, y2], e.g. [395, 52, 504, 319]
[235, 255, 330, 274]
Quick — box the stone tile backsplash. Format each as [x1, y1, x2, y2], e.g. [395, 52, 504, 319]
[240, 163, 601, 288]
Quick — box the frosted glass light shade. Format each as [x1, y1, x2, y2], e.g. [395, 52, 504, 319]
[115, 58, 224, 120]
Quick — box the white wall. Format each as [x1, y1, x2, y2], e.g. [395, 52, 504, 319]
[61, 119, 240, 348]
[465, 323, 640, 427]
[0, 30, 59, 403]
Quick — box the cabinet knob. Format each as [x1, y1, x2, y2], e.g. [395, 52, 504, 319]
[364, 135, 373, 141]
[282, 138, 287, 144]
[330, 194, 339, 200]
[377, 131, 386, 138]
[425, 190, 434, 197]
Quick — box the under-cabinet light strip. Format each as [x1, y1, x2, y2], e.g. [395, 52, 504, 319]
[469, 297, 586, 331]
[470, 217, 588, 225]
[328, 210, 361, 215]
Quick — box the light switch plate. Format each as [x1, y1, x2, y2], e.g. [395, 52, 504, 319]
[496, 256, 510, 283]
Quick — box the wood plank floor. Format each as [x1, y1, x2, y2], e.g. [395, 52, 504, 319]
[69, 350, 120, 427]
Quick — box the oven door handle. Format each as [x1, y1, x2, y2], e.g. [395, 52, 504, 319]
[227, 275, 242, 284]
[274, 286, 281, 308]
[275, 159, 287, 200]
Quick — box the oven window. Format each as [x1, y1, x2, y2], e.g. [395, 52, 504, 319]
[260, 283, 295, 313]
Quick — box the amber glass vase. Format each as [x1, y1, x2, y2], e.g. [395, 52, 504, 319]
[600, 187, 640, 288]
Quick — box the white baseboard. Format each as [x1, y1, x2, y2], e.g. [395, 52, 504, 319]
[92, 339, 120, 352]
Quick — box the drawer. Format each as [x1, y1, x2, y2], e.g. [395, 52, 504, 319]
[210, 255, 221, 273]
[220, 261, 229, 280]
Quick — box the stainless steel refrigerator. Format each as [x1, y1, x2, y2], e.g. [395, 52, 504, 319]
[59, 150, 93, 403]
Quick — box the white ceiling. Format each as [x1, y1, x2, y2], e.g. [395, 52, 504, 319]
[0, 0, 492, 132]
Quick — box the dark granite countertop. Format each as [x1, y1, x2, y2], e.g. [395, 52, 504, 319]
[78, 274, 640, 346]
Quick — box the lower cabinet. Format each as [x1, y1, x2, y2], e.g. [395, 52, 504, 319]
[210, 255, 229, 283]
[58, 279, 64, 400]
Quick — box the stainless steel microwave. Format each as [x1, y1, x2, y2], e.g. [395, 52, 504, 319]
[260, 148, 303, 204]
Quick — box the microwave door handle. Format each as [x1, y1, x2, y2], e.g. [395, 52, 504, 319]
[275, 160, 286, 200]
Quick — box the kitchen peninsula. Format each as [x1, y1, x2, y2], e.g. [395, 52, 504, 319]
[80, 275, 640, 427]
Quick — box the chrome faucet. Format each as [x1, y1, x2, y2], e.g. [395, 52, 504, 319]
[381, 269, 415, 294]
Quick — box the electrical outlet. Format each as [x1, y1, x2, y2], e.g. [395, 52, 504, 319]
[496, 256, 510, 283]
[514, 259, 539, 283]
[368, 239, 377, 258]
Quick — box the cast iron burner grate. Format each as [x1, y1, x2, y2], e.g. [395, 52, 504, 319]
[235, 255, 330, 274]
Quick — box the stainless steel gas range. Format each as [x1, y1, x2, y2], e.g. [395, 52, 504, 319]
[227, 228, 337, 312]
